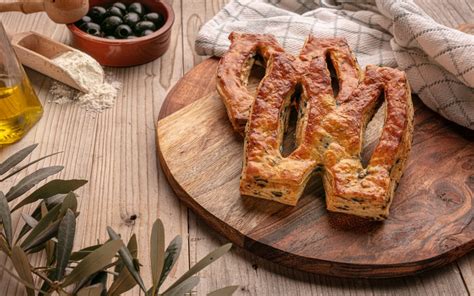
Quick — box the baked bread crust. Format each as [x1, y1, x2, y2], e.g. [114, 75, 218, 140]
[217, 33, 414, 220]
[217, 33, 285, 134]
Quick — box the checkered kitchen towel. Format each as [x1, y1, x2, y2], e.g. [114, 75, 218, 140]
[195, 0, 474, 129]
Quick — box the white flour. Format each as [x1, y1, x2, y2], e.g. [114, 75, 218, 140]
[49, 50, 120, 111]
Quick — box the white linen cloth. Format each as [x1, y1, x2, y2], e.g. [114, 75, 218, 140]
[195, 0, 474, 129]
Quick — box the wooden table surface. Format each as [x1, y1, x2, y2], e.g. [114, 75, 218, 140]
[0, 0, 472, 295]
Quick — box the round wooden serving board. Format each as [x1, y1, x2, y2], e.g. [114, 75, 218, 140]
[156, 58, 474, 278]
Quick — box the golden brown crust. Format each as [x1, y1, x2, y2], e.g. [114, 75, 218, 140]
[218, 32, 414, 220]
[217, 33, 285, 134]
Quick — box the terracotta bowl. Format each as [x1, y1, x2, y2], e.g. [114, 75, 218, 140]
[66, 0, 174, 67]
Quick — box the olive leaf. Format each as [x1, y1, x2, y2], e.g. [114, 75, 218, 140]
[76, 283, 104, 296]
[69, 244, 103, 261]
[45, 193, 68, 206]
[0, 151, 63, 182]
[0, 143, 37, 175]
[11, 246, 35, 296]
[108, 266, 137, 296]
[0, 191, 13, 246]
[158, 235, 182, 289]
[6, 166, 64, 201]
[59, 192, 78, 216]
[106, 227, 146, 293]
[150, 218, 165, 294]
[114, 234, 138, 276]
[21, 213, 39, 229]
[163, 243, 232, 294]
[55, 209, 76, 281]
[61, 239, 122, 287]
[0, 144, 238, 295]
[20, 203, 61, 248]
[207, 286, 239, 296]
[12, 179, 87, 212]
[45, 239, 56, 266]
[163, 276, 200, 296]
[23, 219, 61, 252]
[17, 202, 47, 243]
[127, 234, 138, 258]
[89, 271, 108, 294]
[0, 262, 46, 294]
[0, 236, 9, 254]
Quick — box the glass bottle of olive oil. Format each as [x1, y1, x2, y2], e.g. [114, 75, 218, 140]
[0, 23, 43, 145]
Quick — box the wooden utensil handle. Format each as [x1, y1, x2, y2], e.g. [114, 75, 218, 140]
[0, 2, 44, 14]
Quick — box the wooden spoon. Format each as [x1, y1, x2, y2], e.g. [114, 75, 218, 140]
[10, 31, 89, 92]
[0, 0, 88, 24]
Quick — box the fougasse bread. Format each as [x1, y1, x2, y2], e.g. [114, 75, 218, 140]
[217, 32, 414, 220]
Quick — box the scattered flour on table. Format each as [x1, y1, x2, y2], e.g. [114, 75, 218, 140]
[48, 50, 120, 111]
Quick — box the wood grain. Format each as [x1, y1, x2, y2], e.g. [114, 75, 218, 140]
[0, 1, 188, 295]
[0, 0, 472, 295]
[157, 57, 474, 278]
[181, 0, 473, 295]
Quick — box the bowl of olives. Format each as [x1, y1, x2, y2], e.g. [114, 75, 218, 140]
[66, 0, 174, 67]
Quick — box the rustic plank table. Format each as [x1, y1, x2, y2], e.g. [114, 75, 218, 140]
[0, 0, 472, 295]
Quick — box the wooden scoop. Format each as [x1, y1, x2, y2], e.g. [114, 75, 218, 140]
[0, 0, 88, 24]
[10, 31, 88, 92]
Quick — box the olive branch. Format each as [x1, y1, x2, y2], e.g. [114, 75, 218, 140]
[0, 144, 237, 295]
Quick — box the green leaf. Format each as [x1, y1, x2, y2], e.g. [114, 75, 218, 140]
[6, 166, 64, 201]
[70, 244, 103, 261]
[59, 192, 78, 216]
[45, 193, 68, 206]
[158, 235, 182, 288]
[0, 144, 37, 175]
[0, 151, 63, 182]
[55, 209, 76, 281]
[163, 243, 232, 294]
[107, 266, 138, 296]
[16, 203, 44, 243]
[62, 239, 122, 287]
[23, 219, 61, 252]
[12, 179, 87, 212]
[127, 234, 138, 258]
[0, 192, 12, 246]
[207, 286, 239, 296]
[11, 246, 35, 296]
[90, 271, 108, 294]
[114, 234, 138, 277]
[45, 239, 56, 266]
[20, 203, 61, 248]
[163, 276, 200, 296]
[0, 263, 46, 294]
[21, 213, 38, 229]
[76, 284, 103, 296]
[151, 219, 165, 294]
[107, 227, 146, 293]
[0, 236, 9, 254]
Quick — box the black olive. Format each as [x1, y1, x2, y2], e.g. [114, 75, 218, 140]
[112, 2, 127, 11]
[107, 6, 123, 18]
[88, 6, 107, 23]
[143, 12, 164, 27]
[101, 16, 123, 34]
[123, 12, 140, 27]
[75, 15, 92, 27]
[81, 15, 92, 23]
[128, 2, 145, 16]
[127, 35, 138, 39]
[134, 21, 156, 34]
[140, 29, 155, 37]
[114, 24, 133, 39]
[80, 22, 101, 36]
[105, 35, 116, 39]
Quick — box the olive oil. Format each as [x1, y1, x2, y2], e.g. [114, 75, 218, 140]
[0, 77, 43, 144]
